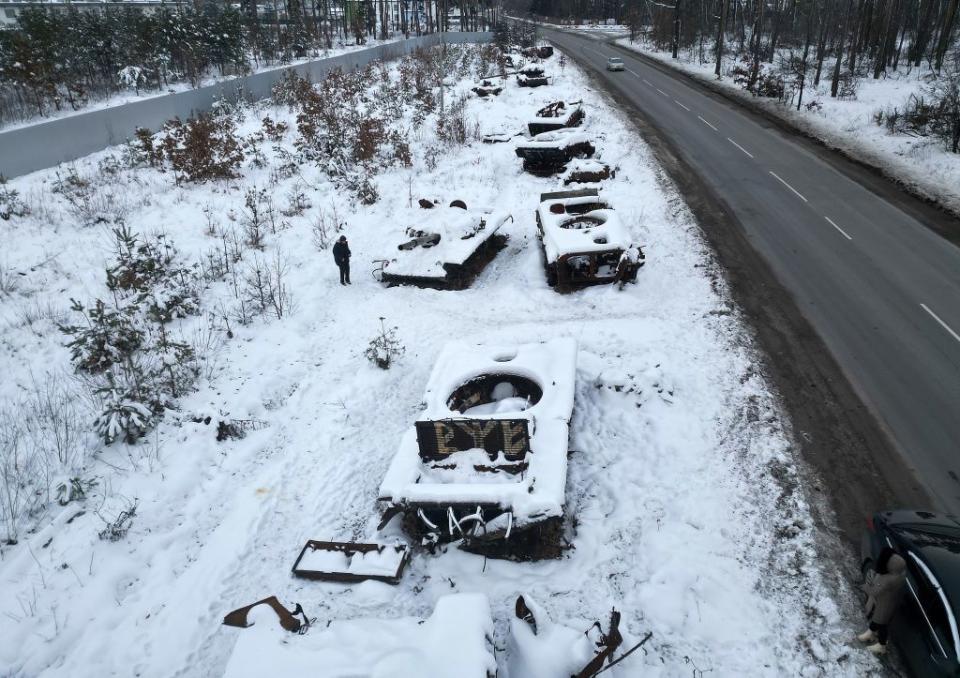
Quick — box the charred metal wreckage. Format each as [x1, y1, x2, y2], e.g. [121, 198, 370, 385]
[537, 189, 644, 290]
[223, 593, 498, 678]
[374, 200, 512, 290]
[528, 100, 585, 136]
[515, 128, 596, 176]
[472, 79, 503, 97]
[378, 338, 577, 560]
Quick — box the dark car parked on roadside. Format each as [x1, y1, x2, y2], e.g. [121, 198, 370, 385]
[862, 510, 960, 676]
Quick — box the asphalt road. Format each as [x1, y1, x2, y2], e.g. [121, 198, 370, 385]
[545, 29, 960, 513]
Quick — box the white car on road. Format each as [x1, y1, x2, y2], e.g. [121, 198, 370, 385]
[606, 57, 625, 71]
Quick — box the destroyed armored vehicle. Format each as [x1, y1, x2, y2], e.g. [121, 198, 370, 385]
[515, 128, 595, 176]
[563, 159, 613, 185]
[375, 203, 511, 290]
[517, 67, 550, 87]
[223, 593, 497, 678]
[472, 80, 503, 97]
[521, 45, 554, 59]
[378, 338, 577, 560]
[536, 189, 643, 289]
[528, 101, 585, 136]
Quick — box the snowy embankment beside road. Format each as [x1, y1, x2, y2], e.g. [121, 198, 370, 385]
[616, 36, 960, 213]
[0, 44, 877, 676]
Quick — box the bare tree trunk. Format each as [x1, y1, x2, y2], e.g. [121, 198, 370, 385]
[673, 0, 683, 58]
[748, 0, 765, 91]
[769, 0, 796, 61]
[715, 0, 730, 76]
[936, 0, 958, 71]
[798, 4, 816, 109]
[814, 0, 833, 84]
[873, 0, 895, 77]
[832, 0, 855, 96]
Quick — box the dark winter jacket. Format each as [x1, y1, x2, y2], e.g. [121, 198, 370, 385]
[333, 241, 351, 266]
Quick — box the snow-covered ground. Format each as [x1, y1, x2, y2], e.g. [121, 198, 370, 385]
[614, 36, 960, 213]
[0, 44, 879, 676]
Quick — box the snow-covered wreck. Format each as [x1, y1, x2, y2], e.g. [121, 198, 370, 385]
[515, 128, 595, 176]
[378, 338, 577, 560]
[375, 204, 511, 290]
[528, 101, 585, 136]
[536, 189, 643, 289]
[223, 593, 496, 678]
[517, 66, 550, 87]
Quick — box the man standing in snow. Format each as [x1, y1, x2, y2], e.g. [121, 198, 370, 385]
[333, 235, 351, 285]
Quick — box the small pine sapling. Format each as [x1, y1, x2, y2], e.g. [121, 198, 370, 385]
[365, 317, 405, 370]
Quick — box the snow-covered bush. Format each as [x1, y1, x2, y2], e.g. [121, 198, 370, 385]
[52, 167, 130, 227]
[436, 94, 477, 146]
[98, 499, 137, 541]
[62, 229, 203, 445]
[242, 250, 292, 320]
[117, 66, 147, 94]
[124, 128, 165, 169]
[106, 227, 200, 323]
[0, 260, 18, 296]
[0, 184, 30, 221]
[0, 414, 33, 543]
[310, 204, 345, 250]
[94, 388, 154, 445]
[881, 60, 960, 153]
[240, 187, 287, 249]
[62, 299, 145, 375]
[364, 317, 404, 369]
[0, 373, 94, 542]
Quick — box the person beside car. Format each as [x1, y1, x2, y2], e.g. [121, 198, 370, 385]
[858, 547, 907, 655]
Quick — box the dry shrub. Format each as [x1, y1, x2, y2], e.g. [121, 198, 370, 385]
[261, 115, 289, 142]
[159, 113, 244, 183]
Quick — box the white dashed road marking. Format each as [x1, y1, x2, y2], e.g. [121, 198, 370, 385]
[674, 100, 691, 111]
[769, 171, 808, 202]
[698, 116, 718, 131]
[921, 304, 960, 345]
[824, 216, 853, 240]
[726, 137, 754, 158]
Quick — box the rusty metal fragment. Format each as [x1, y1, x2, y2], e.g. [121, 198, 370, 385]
[482, 132, 515, 144]
[291, 540, 410, 585]
[398, 230, 441, 250]
[575, 608, 624, 678]
[223, 596, 307, 633]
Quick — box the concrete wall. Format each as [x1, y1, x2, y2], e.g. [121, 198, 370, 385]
[0, 31, 492, 179]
